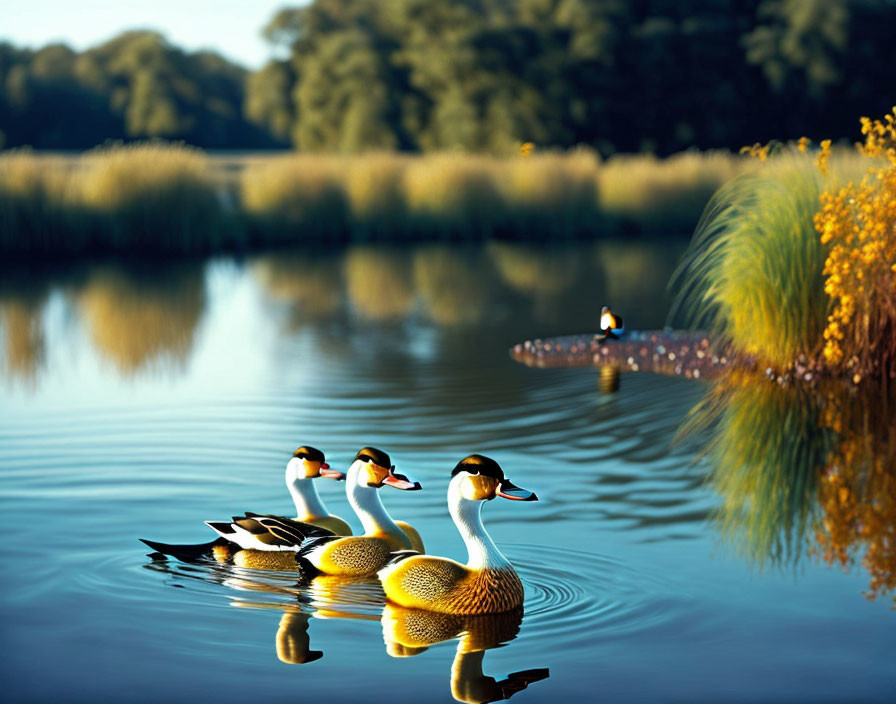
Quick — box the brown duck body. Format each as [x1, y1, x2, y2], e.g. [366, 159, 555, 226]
[380, 556, 524, 614]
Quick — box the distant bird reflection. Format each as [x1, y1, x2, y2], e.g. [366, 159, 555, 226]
[598, 364, 620, 394]
[381, 604, 549, 704]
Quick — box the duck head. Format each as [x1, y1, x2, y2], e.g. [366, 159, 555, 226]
[450, 455, 537, 502]
[285, 445, 345, 484]
[350, 447, 422, 491]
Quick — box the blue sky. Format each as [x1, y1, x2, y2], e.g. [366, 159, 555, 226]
[1, 1, 302, 68]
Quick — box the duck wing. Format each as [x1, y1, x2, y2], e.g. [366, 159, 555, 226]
[204, 513, 334, 551]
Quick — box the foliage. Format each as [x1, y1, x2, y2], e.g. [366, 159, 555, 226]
[3, 2, 896, 152]
[816, 109, 896, 381]
[244, 0, 896, 154]
[0, 32, 282, 149]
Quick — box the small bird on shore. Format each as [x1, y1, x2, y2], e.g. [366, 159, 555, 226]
[600, 305, 625, 338]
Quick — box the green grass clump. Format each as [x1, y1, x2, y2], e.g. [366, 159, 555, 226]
[80, 143, 231, 254]
[672, 151, 838, 368]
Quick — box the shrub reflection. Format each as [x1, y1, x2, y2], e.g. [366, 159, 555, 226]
[693, 372, 895, 603]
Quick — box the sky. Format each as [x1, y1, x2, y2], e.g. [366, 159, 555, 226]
[1, 1, 302, 68]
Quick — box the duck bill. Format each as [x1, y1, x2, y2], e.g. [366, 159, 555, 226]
[383, 468, 422, 491]
[319, 463, 345, 481]
[496, 479, 538, 501]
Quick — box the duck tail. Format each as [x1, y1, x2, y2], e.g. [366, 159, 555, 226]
[139, 537, 229, 562]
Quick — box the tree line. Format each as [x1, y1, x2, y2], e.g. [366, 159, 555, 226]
[2, 0, 894, 154]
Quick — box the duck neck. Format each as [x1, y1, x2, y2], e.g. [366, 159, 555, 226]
[287, 477, 328, 520]
[347, 461, 405, 540]
[448, 477, 510, 571]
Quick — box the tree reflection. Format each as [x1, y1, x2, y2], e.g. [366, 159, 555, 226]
[73, 263, 205, 374]
[693, 372, 896, 603]
[344, 246, 414, 321]
[381, 604, 548, 704]
[0, 286, 48, 383]
[252, 250, 345, 326]
[413, 246, 493, 326]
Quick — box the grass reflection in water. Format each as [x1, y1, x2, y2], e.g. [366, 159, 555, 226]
[691, 371, 896, 603]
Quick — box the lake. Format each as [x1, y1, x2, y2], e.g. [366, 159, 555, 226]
[1, 240, 893, 703]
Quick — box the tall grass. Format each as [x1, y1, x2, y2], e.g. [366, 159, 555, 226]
[598, 151, 749, 233]
[0, 150, 83, 253]
[500, 150, 602, 239]
[241, 155, 349, 244]
[344, 153, 410, 239]
[3, 144, 761, 255]
[80, 144, 231, 253]
[670, 149, 867, 368]
[403, 154, 506, 240]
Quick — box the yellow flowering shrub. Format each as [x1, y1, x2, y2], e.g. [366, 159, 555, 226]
[814, 108, 896, 379]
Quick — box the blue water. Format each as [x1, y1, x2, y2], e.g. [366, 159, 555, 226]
[0, 242, 893, 703]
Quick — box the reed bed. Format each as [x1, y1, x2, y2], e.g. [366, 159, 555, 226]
[80, 144, 232, 254]
[598, 151, 751, 233]
[2, 143, 763, 256]
[242, 154, 350, 244]
[671, 147, 870, 370]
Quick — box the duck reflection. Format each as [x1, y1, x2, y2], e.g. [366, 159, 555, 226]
[693, 371, 896, 603]
[381, 604, 549, 704]
[73, 262, 205, 375]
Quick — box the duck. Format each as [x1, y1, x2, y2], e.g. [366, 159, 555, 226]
[139, 445, 347, 565]
[599, 305, 625, 338]
[297, 447, 425, 577]
[378, 454, 536, 615]
[205, 445, 351, 549]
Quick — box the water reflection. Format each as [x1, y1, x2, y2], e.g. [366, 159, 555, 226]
[694, 372, 896, 603]
[0, 275, 48, 382]
[382, 604, 549, 704]
[1, 240, 682, 385]
[413, 246, 494, 326]
[252, 251, 344, 326]
[73, 263, 205, 374]
[345, 246, 415, 321]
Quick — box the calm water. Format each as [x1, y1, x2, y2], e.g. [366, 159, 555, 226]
[0, 241, 893, 703]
